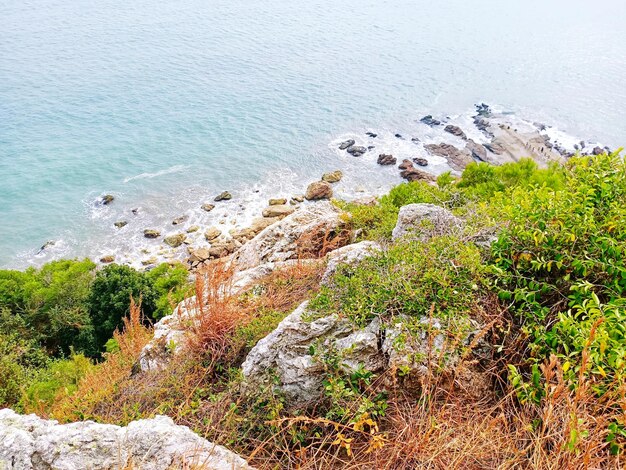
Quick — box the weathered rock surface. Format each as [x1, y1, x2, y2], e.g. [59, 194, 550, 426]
[100, 255, 115, 263]
[321, 241, 382, 284]
[205, 227, 222, 241]
[321, 170, 343, 183]
[201, 203, 216, 212]
[377, 154, 397, 165]
[101, 194, 115, 205]
[114, 221, 128, 229]
[413, 157, 428, 167]
[392, 203, 463, 241]
[305, 181, 333, 201]
[425, 143, 474, 171]
[234, 201, 345, 270]
[0, 409, 251, 470]
[398, 160, 435, 183]
[444, 124, 467, 140]
[262, 205, 295, 218]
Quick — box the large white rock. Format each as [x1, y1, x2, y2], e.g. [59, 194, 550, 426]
[392, 203, 462, 241]
[0, 409, 252, 470]
[241, 301, 383, 405]
[321, 240, 382, 284]
[234, 201, 345, 270]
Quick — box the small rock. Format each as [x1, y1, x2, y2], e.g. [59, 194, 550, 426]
[250, 217, 279, 233]
[444, 124, 467, 139]
[592, 146, 604, 155]
[114, 221, 128, 229]
[291, 195, 304, 203]
[143, 229, 161, 239]
[214, 191, 232, 202]
[339, 139, 355, 150]
[269, 198, 288, 206]
[37, 241, 55, 254]
[101, 194, 115, 205]
[131, 208, 139, 215]
[186, 225, 199, 233]
[188, 247, 211, 263]
[230, 228, 256, 243]
[321, 170, 343, 183]
[367, 145, 375, 150]
[377, 154, 397, 165]
[395, 133, 403, 139]
[420, 115, 441, 127]
[411, 137, 421, 144]
[346, 146, 367, 157]
[204, 227, 221, 241]
[141, 257, 157, 266]
[366, 132, 377, 138]
[100, 255, 115, 263]
[201, 203, 216, 212]
[305, 181, 333, 200]
[172, 215, 188, 225]
[164, 234, 186, 248]
[262, 205, 296, 218]
[398, 159, 413, 170]
[413, 158, 428, 166]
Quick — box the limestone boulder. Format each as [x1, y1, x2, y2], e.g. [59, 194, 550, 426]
[392, 203, 463, 241]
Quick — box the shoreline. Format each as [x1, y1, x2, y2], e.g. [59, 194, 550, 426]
[7, 104, 608, 272]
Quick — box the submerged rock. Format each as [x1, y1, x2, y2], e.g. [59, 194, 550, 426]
[201, 203, 216, 212]
[214, 191, 232, 202]
[321, 170, 343, 183]
[0, 409, 251, 470]
[419, 115, 441, 127]
[305, 181, 333, 201]
[114, 221, 128, 229]
[172, 215, 188, 225]
[366, 132, 378, 138]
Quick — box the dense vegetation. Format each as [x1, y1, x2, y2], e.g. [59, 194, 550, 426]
[0, 260, 190, 410]
[1, 152, 625, 468]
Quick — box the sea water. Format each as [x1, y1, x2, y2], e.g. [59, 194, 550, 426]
[1, 0, 626, 268]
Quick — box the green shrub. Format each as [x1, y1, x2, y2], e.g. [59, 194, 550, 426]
[492, 152, 626, 396]
[145, 262, 191, 320]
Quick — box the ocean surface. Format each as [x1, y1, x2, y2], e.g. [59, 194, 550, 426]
[1, 0, 626, 268]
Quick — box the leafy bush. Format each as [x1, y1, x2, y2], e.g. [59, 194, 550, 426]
[0, 259, 97, 355]
[145, 262, 191, 320]
[492, 152, 626, 396]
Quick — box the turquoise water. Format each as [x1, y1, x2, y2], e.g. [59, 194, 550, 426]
[2, 0, 626, 268]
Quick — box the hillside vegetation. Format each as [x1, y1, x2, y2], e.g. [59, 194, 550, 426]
[2, 152, 625, 468]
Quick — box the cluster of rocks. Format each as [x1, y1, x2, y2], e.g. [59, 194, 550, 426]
[0, 409, 251, 470]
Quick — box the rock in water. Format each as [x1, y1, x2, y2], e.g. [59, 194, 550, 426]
[413, 157, 428, 166]
[321, 170, 343, 183]
[338, 139, 355, 150]
[444, 124, 467, 139]
[392, 203, 463, 241]
[0, 409, 252, 470]
[305, 181, 333, 200]
[172, 215, 188, 225]
[143, 229, 161, 239]
[419, 115, 441, 127]
[114, 221, 128, 228]
[101, 194, 114, 205]
[100, 255, 115, 263]
[346, 145, 367, 157]
[164, 233, 186, 248]
[214, 191, 232, 202]
[377, 154, 397, 165]
[425, 143, 474, 171]
[201, 203, 216, 212]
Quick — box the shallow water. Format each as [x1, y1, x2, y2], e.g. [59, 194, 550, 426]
[1, 0, 626, 268]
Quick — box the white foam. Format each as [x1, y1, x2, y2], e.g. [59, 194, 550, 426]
[123, 165, 188, 183]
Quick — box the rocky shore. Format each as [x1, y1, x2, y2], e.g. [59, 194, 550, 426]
[33, 105, 609, 274]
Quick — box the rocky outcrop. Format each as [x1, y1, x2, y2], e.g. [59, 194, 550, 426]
[0, 409, 251, 470]
[305, 181, 333, 201]
[425, 143, 474, 171]
[444, 124, 467, 140]
[413, 157, 428, 167]
[101, 194, 115, 205]
[419, 115, 441, 127]
[234, 201, 345, 270]
[392, 203, 463, 241]
[338, 139, 355, 150]
[262, 205, 295, 218]
[346, 146, 367, 157]
[398, 160, 435, 183]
